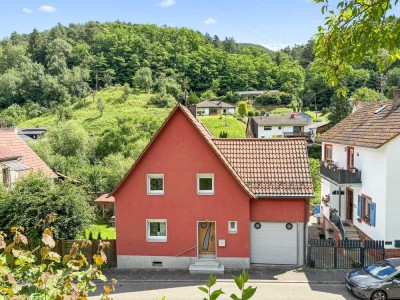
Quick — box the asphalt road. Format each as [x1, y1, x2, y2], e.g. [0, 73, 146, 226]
[89, 281, 358, 300]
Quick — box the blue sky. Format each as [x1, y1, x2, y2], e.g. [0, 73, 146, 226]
[0, 0, 325, 50]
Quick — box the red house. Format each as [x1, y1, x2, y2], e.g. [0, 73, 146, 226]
[111, 105, 313, 271]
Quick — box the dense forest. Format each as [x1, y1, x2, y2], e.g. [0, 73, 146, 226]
[2, 21, 399, 123]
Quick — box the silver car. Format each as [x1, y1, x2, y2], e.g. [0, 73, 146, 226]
[346, 258, 400, 300]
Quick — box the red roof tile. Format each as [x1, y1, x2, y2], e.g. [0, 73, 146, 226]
[318, 102, 400, 148]
[94, 194, 115, 203]
[212, 138, 314, 196]
[0, 146, 19, 161]
[0, 128, 56, 177]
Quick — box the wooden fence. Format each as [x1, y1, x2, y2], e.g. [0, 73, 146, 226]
[54, 239, 117, 268]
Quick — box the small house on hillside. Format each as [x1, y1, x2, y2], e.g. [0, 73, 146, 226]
[0, 128, 56, 188]
[238, 90, 279, 100]
[246, 114, 311, 139]
[111, 104, 313, 271]
[318, 90, 400, 258]
[195, 101, 236, 115]
[18, 127, 48, 140]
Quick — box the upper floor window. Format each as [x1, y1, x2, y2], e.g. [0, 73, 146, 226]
[147, 174, 164, 195]
[264, 126, 272, 130]
[197, 174, 214, 195]
[324, 144, 333, 161]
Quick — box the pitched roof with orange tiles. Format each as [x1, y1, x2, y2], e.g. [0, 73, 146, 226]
[318, 102, 400, 148]
[0, 146, 20, 161]
[213, 138, 313, 196]
[94, 193, 115, 203]
[0, 128, 56, 177]
[111, 104, 314, 198]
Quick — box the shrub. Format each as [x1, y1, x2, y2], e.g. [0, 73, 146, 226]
[0, 173, 94, 240]
[148, 93, 176, 108]
[254, 110, 260, 116]
[255, 92, 281, 105]
[89, 231, 94, 240]
[97, 232, 102, 240]
[219, 131, 228, 138]
[247, 110, 254, 117]
[47, 120, 89, 157]
[321, 107, 329, 115]
[188, 92, 200, 104]
[238, 101, 248, 116]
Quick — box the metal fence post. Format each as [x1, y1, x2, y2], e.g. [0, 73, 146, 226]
[334, 246, 338, 268]
[307, 244, 312, 267]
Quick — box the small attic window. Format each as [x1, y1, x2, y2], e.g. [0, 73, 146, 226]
[374, 105, 387, 114]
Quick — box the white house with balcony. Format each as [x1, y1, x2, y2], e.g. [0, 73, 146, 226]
[318, 93, 400, 257]
[246, 114, 314, 140]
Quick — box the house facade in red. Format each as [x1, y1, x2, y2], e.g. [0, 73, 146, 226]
[112, 105, 313, 269]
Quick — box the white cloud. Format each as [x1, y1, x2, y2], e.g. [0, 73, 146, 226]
[22, 8, 33, 14]
[38, 5, 57, 13]
[158, 0, 176, 7]
[203, 17, 216, 25]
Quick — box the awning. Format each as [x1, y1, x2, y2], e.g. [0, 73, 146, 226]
[1, 160, 31, 171]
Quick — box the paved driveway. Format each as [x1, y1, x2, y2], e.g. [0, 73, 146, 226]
[90, 281, 357, 300]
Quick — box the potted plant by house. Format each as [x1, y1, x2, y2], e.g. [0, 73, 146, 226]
[322, 195, 330, 207]
[329, 208, 338, 220]
[362, 215, 370, 224]
[326, 227, 335, 240]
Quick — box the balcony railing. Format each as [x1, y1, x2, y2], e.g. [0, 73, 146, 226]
[320, 162, 362, 184]
[284, 132, 312, 138]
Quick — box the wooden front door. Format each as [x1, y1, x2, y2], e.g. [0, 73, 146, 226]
[198, 222, 216, 255]
[346, 188, 354, 222]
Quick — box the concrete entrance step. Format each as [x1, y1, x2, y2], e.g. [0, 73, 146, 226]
[189, 259, 225, 274]
[194, 259, 220, 267]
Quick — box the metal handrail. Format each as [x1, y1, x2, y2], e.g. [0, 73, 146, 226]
[175, 245, 197, 257]
[330, 214, 346, 240]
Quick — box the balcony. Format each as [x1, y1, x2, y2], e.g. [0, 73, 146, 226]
[284, 132, 312, 138]
[320, 162, 362, 185]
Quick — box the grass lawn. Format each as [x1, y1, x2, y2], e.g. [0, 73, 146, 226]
[199, 115, 247, 138]
[19, 87, 172, 136]
[85, 223, 116, 240]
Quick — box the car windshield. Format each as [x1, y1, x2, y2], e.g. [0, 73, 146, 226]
[365, 261, 397, 280]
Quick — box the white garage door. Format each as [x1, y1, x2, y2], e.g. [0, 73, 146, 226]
[250, 222, 298, 265]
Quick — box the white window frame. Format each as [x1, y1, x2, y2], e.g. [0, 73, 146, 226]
[146, 219, 167, 242]
[197, 173, 214, 195]
[147, 174, 164, 195]
[228, 221, 238, 234]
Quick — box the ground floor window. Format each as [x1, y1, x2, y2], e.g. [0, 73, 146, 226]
[146, 219, 167, 242]
[358, 194, 376, 226]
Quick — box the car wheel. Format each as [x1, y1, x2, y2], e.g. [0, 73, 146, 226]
[371, 290, 387, 300]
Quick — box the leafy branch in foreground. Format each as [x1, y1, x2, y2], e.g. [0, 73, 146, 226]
[0, 226, 116, 299]
[313, 0, 400, 94]
[198, 271, 257, 300]
[198, 275, 224, 300]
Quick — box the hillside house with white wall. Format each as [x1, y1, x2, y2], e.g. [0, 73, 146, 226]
[246, 114, 312, 139]
[195, 101, 236, 116]
[318, 93, 400, 257]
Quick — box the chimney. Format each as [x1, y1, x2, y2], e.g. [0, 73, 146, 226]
[393, 89, 400, 110]
[290, 114, 295, 119]
[188, 104, 197, 117]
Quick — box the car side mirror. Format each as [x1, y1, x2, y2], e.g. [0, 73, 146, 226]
[393, 279, 400, 284]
